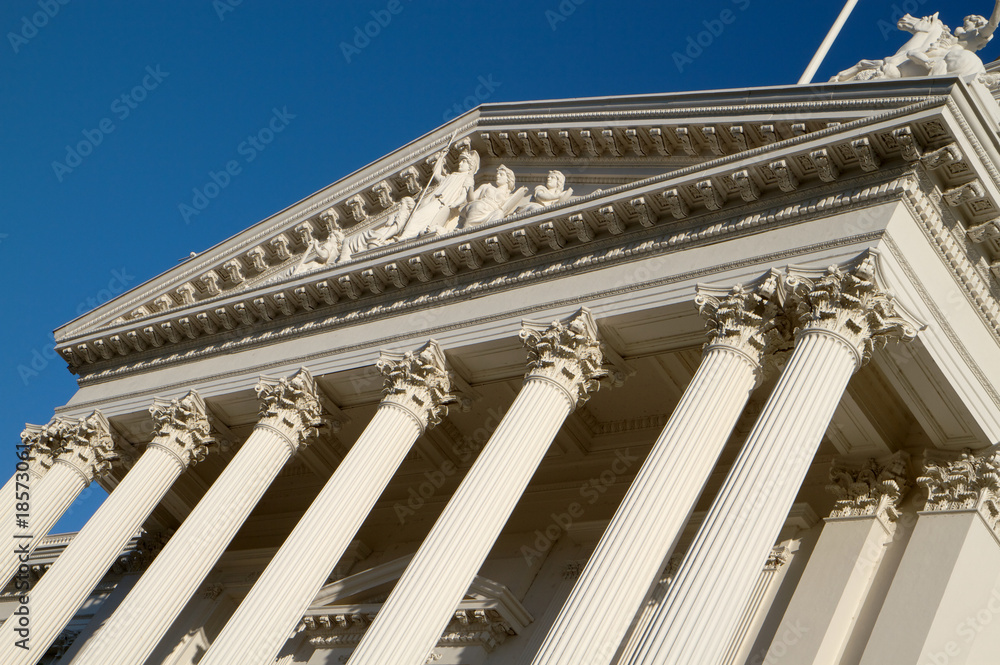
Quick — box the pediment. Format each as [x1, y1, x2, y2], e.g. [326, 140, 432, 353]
[300, 555, 533, 653]
[53, 78, 1000, 377]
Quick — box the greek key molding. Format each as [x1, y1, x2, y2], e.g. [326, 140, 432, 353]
[918, 450, 1000, 533]
[827, 451, 910, 521]
[255, 368, 323, 451]
[521, 308, 606, 409]
[377, 340, 455, 432]
[147, 391, 214, 470]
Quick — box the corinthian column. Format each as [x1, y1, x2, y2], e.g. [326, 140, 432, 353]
[347, 309, 606, 665]
[199, 340, 454, 665]
[530, 274, 789, 665]
[765, 453, 910, 664]
[0, 392, 213, 665]
[860, 452, 1000, 665]
[0, 412, 117, 589]
[71, 369, 324, 665]
[627, 253, 919, 665]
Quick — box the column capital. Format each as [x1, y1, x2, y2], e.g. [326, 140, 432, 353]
[377, 339, 455, 432]
[20, 421, 65, 477]
[696, 270, 791, 372]
[255, 368, 324, 452]
[47, 411, 118, 485]
[147, 391, 214, 471]
[918, 450, 1000, 532]
[520, 308, 606, 410]
[787, 253, 920, 367]
[827, 452, 910, 522]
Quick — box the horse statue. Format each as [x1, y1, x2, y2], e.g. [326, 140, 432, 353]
[831, 3, 1000, 82]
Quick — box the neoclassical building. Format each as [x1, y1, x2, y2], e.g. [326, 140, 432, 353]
[4, 43, 1000, 665]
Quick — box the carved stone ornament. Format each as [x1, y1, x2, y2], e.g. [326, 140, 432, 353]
[255, 368, 324, 450]
[112, 529, 172, 575]
[147, 391, 214, 470]
[786, 253, 921, 366]
[520, 308, 607, 409]
[20, 421, 65, 477]
[376, 339, 455, 431]
[918, 450, 1000, 532]
[42, 411, 119, 484]
[695, 270, 792, 373]
[827, 452, 911, 521]
[831, 5, 1000, 82]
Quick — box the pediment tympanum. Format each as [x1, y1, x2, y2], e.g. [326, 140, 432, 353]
[53, 80, 1000, 381]
[300, 555, 532, 654]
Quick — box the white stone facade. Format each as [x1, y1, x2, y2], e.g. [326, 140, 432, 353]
[4, 71, 1000, 665]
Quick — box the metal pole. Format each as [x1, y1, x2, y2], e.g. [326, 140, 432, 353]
[798, 0, 861, 84]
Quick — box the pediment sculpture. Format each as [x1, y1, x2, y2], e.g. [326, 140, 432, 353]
[832, 3, 1000, 82]
[292, 142, 577, 277]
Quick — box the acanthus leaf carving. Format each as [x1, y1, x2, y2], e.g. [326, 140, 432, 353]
[47, 411, 119, 484]
[148, 391, 214, 470]
[827, 452, 910, 521]
[695, 270, 792, 373]
[786, 252, 921, 366]
[255, 368, 324, 451]
[918, 450, 1000, 532]
[520, 308, 607, 409]
[376, 340, 455, 431]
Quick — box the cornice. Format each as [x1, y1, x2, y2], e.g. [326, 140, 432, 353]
[60, 109, 951, 380]
[57, 95, 948, 343]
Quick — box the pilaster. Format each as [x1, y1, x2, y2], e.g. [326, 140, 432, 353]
[765, 452, 910, 665]
[861, 451, 1000, 665]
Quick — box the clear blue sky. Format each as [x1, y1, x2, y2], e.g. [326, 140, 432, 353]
[3, 0, 997, 532]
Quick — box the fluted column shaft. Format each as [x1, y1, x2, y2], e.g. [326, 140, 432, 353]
[628, 329, 857, 665]
[200, 341, 454, 665]
[530, 274, 790, 665]
[347, 309, 605, 665]
[0, 463, 87, 589]
[0, 413, 116, 589]
[72, 369, 323, 665]
[626, 256, 919, 665]
[0, 393, 212, 665]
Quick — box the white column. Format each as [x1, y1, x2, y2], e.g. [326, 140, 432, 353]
[0, 412, 117, 589]
[764, 453, 909, 664]
[860, 451, 1000, 665]
[198, 341, 454, 665]
[2, 422, 59, 536]
[70, 369, 324, 665]
[0, 391, 214, 665]
[531, 274, 787, 665]
[626, 254, 919, 665]
[347, 308, 606, 665]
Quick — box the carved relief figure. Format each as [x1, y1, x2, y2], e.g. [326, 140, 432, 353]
[520, 170, 574, 212]
[341, 197, 416, 261]
[399, 145, 480, 240]
[459, 165, 528, 228]
[296, 220, 346, 272]
[832, 3, 1000, 82]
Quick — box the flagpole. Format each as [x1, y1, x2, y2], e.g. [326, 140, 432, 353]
[798, 0, 860, 84]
